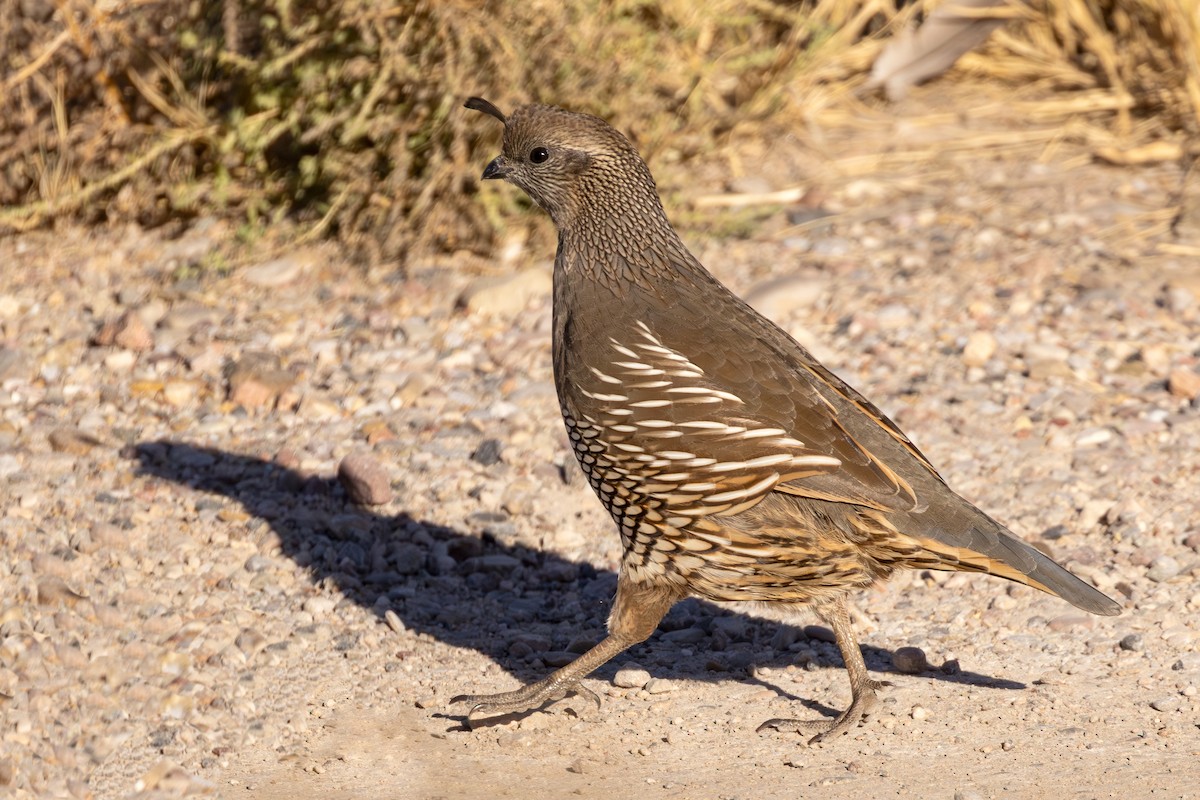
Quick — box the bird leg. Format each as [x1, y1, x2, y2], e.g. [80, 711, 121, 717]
[758, 595, 890, 744]
[453, 573, 680, 725]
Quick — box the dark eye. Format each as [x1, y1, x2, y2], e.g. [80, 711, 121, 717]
[529, 146, 549, 164]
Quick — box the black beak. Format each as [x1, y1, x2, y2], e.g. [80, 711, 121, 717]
[482, 156, 507, 181]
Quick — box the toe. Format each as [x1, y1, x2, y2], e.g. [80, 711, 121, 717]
[756, 717, 830, 734]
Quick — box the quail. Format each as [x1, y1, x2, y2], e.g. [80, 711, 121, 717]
[455, 97, 1120, 743]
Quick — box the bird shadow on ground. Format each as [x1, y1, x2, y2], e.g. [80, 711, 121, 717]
[131, 440, 1024, 724]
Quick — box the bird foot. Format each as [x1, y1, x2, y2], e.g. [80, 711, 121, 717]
[452, 677, 601, 727]
[757, 679, 890, 745]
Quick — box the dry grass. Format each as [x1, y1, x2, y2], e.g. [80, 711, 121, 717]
[1, 0, 1196, 264]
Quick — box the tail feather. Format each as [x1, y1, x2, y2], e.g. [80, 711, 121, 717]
[901, 505, 1121, 617]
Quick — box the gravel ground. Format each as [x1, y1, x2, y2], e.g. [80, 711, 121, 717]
[2, 97, 1199, 799]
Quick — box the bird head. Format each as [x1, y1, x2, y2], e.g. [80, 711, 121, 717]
[464, 97, 662, 231]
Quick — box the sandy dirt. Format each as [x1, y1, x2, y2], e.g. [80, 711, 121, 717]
[1, 88, 1198, 799]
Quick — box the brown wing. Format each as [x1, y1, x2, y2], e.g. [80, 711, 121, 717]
[561, 279, 940, 520]
[562, 317, 841, 520]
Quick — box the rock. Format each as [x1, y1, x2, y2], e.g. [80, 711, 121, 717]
[471, 439, 503, 466]
[392, 543, 426, 575]
[243, 554, 271, 573]
[1166, 285, 1195, 314]
[1141, 344, 1172, 376]
[0, 454, 21, 479]
[743, 275, 827, 321]
[1048, 614, 1093, 633]
[160, 303, 220, 331]
[0, 294, 19, 317]
[337, 451, 392, 505]
[458, 268, 552, 316]
[1118, 633, 1144, 652]
[542, 651, 575, 667]
[104, 350, 136, 370]
[48, 428, 102, 455]
[472, 554, 520, 573]
[227, 352, 297, 409]
[303, 596, 337, 615]
[961, 331, 997, 367]
[1078, 499, 1113, 530]
[242, 251, 317, 287]
[1168, 368, 1200, 400]
[875, 303, 914, 331]
[990, 595, 1017, 611]
[661, 627, 706, 645]
[711, 616, 747, 640]
[36, 576, 84, 606]
[361, 420, 397, 444]
[235, 629, 268, 658]
[0, 347, 23, 381]
[94, 310, 154, 352]
[910, 705, 929, 721]
[1027, 358, 1073, 380]
[566, 634, 597, 654]
[892, 646, 928, 674]
[162, 379, 201, 407]
[803, 625, 836, 644]
[613, 664, 652, 689]
[1149, 695, 1181, 713]
[1146, 555, 1180, 583]
[1074, 427, 1113, 448]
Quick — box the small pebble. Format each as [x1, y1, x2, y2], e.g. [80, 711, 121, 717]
[459, 268, 552, 316]
[471, 438, 503, 466]
[892, 646, 928, 674]
[303, 596, 337, 615]
[1149, 696, 1181, 713]
[613, 665, 652, 689]
[803, 625, 836, 644]
[1146, 555, 1180, 583]
[961, 331, 997, 367]
[911, 705, 929, 721]
[94, 310, 154, 352]
[48, 428, 102, 455]
[1118, 633, 1144, 652]
[1074, 427, 1113, 447]
[1167, 368, 1200, 400]
[337, 451, 393, 505]
[1048, 614, 1093, 633]
[242, 252, 316, 287]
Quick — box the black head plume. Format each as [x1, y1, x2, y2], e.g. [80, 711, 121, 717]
[465, 97, 506, 125]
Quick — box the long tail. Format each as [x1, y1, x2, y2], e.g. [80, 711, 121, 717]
[896, 503, 1121, 616]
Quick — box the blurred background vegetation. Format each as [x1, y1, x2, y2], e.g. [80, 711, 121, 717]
[1, 0, 1197, 266]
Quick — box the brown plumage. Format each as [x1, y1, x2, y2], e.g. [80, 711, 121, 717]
[454, 97, 1120, 743]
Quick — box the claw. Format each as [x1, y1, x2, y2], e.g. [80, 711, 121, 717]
[757, 680, 884, 745]
[450, 678, 601, 726]
[756, 717, 830, 734]
[757, 711, 869, 745]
